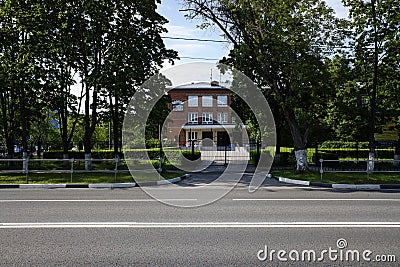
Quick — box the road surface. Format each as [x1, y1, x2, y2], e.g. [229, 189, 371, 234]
[0, 171, 399, 266]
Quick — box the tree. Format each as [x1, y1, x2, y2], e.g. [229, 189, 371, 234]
[0, 0, 46, 165]
[102, 0, 177, 158]
[1, 0, 177, 169]
[183, 0, 345, 170]
[324, 56, 370, 142]
[344, 0, 400, 169]
[64, 0, 177, 169]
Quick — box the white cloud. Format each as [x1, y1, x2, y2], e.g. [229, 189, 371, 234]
[161, 62, 231, 86]
[326, 0, 349, 19]
[169, 43, 206, 55]
[165, 23, 202, 37]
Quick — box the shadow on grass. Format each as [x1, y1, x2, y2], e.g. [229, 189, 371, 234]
[0, 171, 180, 184]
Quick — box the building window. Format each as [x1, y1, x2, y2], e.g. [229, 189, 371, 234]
[202, 113, 213, 124]
[202, 95, 213, 107]
[232, 116, 236, 123]
[188, 131, 198, 141]
[217, 95, 228, 106]
[188, 112, 198, 124]
[188, 95, 198, 107]
[172, 100, 183, 111]
[217, 113, 228, 124]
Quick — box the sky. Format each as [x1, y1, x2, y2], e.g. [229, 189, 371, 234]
[158, 0, 350, 71]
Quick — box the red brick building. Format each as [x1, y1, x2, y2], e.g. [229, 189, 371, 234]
[166, 81, 243, 147]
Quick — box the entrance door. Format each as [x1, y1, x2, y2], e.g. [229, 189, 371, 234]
[202, 131, 213, 146]
[217, 131, 230, 147]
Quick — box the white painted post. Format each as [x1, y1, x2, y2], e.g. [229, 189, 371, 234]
[319, 158, 324, 181]
[70, 158, 74, 183]
[115, 156, 120, 183]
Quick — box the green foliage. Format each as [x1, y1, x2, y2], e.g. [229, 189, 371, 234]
[320, 141, 369, 149]
[249, 149, 272, 165]
[184, 0, 346, 167]
[0, 0, 178, 160]
[43, 150, 117, 159]
[145, 138, 161, 149]
[275, 152, 296, 166]
[342, 0, 400, 150]
[324, 56, 370, 141]
[181, 150, 201, 161]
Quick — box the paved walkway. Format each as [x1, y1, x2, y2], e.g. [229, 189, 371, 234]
[178, 164, 282, 187]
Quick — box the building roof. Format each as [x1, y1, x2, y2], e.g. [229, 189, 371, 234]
[168, 81, 229, 91]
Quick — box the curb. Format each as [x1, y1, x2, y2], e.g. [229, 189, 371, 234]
[0, 174, 189, 189]
[136, 174, 190, 187]
[272, 176, 400, 190]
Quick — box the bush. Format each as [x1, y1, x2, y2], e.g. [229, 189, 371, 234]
[145, 138, 160, 149]
[43, 150, 117, 159]
[320, 141, 369, 149]
[250, 149, 273, 165]
[181, 150, 201, 161]
[274, 152, 295, 166]
[317, 148, 393, 160]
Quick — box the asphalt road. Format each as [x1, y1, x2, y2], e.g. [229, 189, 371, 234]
[0, 172, 399, 266]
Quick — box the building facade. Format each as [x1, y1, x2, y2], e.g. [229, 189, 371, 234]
[166, 81, 244, 147]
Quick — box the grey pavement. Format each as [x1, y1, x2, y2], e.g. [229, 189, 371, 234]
[179, 164, 282, 186]
[0, 167, 399, 266]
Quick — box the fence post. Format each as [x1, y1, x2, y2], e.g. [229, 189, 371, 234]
[319, 158, 324, 181]
[224, 145, 227, 166]
[315, 145, 319, 165]
[115, 155, 120, 182]
[256, 141, 260, 165]
[70, 158, 74, 183]
[191, 140, 195, 159]
[23, 156, 29, 184]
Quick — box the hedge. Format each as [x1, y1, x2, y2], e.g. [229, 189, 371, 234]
[320, 141, 369, 149]
[250, 149, 273, 165]
[317, 148, 394, 160]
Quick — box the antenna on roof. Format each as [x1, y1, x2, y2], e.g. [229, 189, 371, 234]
[210, 68, 213, 82]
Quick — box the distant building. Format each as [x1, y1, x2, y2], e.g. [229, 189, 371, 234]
[166, 81, 245, 147]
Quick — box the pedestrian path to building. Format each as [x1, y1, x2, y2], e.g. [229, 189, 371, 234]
[177, 164, 282, 187]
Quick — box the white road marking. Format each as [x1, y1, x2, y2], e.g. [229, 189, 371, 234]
[0, 199, 197, 202]
[232, 198, 400, 201]
[1, 198, 399, 202]
[0, 222, 399, 228]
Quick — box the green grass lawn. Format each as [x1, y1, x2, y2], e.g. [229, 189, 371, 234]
[271, 170, 400, 184]
[0, 171, 180, 184]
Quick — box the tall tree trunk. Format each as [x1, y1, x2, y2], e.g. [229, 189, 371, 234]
[19, 85, 29, 172]
[113, 97, 119, 158]
[60, 65, 70, 165]
[83, 75, 99, 170]
[283, 107, 309, 171]
[0, 91, 15, 160]
[275, 119, 282, 164]
[83, 75, 92, 170]
[368, 0, 379, 172]
[60, 108, 70, 166]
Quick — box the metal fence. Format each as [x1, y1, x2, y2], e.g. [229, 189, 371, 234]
[318, 159, 400, 180]
[0, 158, 129, 184]
[179, 140, 260, 165]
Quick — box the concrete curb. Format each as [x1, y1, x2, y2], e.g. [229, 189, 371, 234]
[0, 174, 189, 189]
[136, 174, 190, 187]
[88, 183, 136, 189]
[19, 184, 67, 189]
[272, 175, 400, 190]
